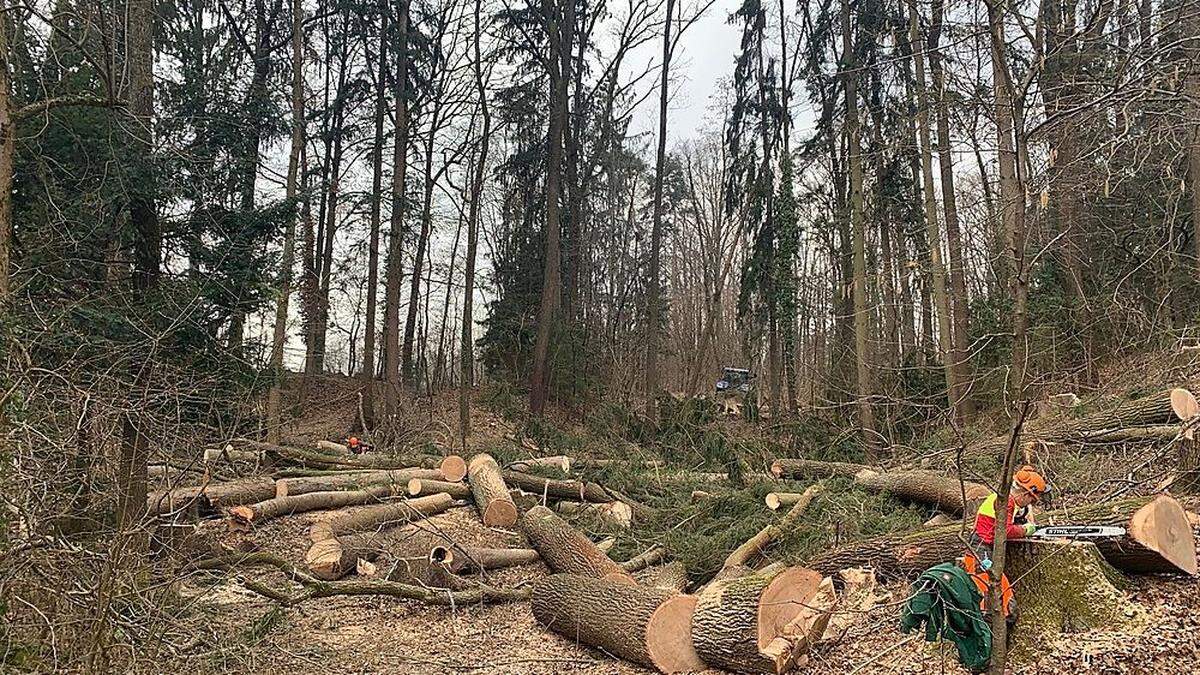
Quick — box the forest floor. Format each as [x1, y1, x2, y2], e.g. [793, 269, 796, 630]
[160, 370, 1200, 675]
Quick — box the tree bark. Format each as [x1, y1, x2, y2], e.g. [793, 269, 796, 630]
[532, 574, 705, 673]
[644, 0, 674, 408]
[521, 505, 633, 581]
[407, 477, 472, 500]
[383, 0, 411, 417]
[147, 478, 277, 518]
[770, 459, 990, 515]
[229, 484, 406, 527]
[529, 0, 573, 415]
[691, 566, 825, 674]
[266, 0, 306, 443]
[275, 468, 444, 498]
[841, 0, 876, 446]
[308, 492, 456, 540]
[432, 544, 541, 573]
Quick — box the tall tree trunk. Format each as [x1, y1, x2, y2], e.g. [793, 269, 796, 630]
[908, 0, 963, 424]
[842, 0, 876, 447]
[266, 0, 306, 443]
[0, 18, 13, 303]
[530, 0, 574, 415]
[928, 0, 973, 416]
[361, 16, 387, 430]
[402, 97, 442, 389]
[118, 0, 160, 530]
[461, 0, 491, 448]
[384, 0, 411, 416]
[987, 0, 1030, 407]
[645, 0, 673, 409]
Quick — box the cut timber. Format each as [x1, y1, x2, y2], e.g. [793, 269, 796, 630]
[308, 492, 457, 541]
[636, 561, 689, 592]
[204, 446, 265, 464]
[228, 439, 424, 470]
[1005, 539, 1139, 659]
[502, 470, 614, 503]
[276, 468, 444, 498]
[722, 484, 823, 572]
[555, 500, 633, 529]
[691, 566, 825, 674]
[532, 574, 704, 673]
[764, 492, 806, 511]
[407, 478, 472, 500]
[305, 534, 381, 580]
[430, 545, 540, 574]
[759, 576, 837, 674]
[808, 495, 1197, 577]
[147, 477, 275, 518]
[770, 459, 988, 515]
[508, 455, 572, 475]
[622, 545, 669, 572]
[438, 455, 468, 482]
[467, 454, 518, 528]
[317, 440, 350, 453]
[521, 505, 633, 582]
[229, 484, 403, 527]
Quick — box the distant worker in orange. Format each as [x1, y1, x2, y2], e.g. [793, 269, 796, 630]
[346, 436, 373, 454]
[962, 466, 1049, 618]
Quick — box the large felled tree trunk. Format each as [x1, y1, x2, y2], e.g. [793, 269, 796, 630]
[807, 495, 1197, 577]
[229, 484, 405, 527]
[147, 478, 276, 518]
[308, 492, 456, 540]
[770, 459, 990, 515]
[521, 505, 633, 582]
[275, 468, 444, 498]
[691, 565, 825, 674]
[467, 454, 518, 527]
[531, 574, 704, 673]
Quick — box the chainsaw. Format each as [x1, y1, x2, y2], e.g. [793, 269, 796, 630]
[1027, 525, 1126, 538]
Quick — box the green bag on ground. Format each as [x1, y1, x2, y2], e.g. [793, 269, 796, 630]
[900, 562, 993, 672]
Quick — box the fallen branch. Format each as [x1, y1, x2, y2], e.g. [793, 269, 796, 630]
[722, 484, 824, 572]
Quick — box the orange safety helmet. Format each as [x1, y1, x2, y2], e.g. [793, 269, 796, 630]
[1013, 466, 1048, 501]
[348, 436, 360, 447]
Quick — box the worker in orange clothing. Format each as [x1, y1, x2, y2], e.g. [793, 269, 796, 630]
[346, 436, 373, 454]
[962, 466, 1049, 618]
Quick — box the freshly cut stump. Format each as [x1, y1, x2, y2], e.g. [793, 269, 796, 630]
[407, 478, 472, 500]
[692, 566, 824, 674]
[521, 505, 633, 582]
[1006, 540, 1140, 661]
[531, 574, 704, 673]
[467, 454, 518, 527]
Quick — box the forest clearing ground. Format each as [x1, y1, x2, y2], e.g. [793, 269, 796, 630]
[162, 376, 1200, 674]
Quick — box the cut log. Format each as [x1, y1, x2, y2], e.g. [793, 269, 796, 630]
[555, 500, 633, 529]
[467, 454, 518, 528]
[759, 576, 837, 674]
[204, 446, 265, 464]
[769, 460, 988, 515]
[691, 565, 825, 674]
[722, 484, 823, 572]
[508, 455, 572, 475]
[305, 534, 382, 580]
[502, 470, 615, 503]
[407, 478, 472, 500]
[764, 492, 806, 511]
[596, 536, 616, 553]
[521, 505, 634, 582]
[622, 545, 669, 572]
[430, 545, 541, 574]
[230, 484, 404, 527]
[317, 440, 350, 453]
[308, 492, 458, 541]
[636, 561, 689, 592]
[276, 468, 444, 498]
[438, 455, 468, 482]
[147, 477, 276, 518]
[808, 495, 1197, 577]
[531, 574, 705, 673]
[228, 439, 426, 470]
